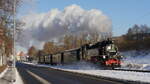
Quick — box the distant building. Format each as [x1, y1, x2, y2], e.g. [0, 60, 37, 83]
[17, 51, 27, 62]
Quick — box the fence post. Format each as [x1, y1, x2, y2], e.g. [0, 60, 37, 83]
[61, 52, 64, 64]
[38, 54, 41, 63]
[76, 49, 80, 61]
[43, 55, 45, 64]
[50, 54, 53, 65]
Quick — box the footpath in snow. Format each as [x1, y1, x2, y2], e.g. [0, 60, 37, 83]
[24, 61, 150, 83]
[0, 66, 24, 84]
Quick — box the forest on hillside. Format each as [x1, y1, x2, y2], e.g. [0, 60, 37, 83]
[114, 24, 150, 51]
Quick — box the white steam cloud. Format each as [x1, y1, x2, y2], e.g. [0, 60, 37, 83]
[18, 4, 112, 49]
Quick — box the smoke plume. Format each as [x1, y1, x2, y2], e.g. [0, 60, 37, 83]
[18, 4, 112, 49]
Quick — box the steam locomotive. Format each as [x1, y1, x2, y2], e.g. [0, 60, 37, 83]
[86, 39, 122, 68]
[38, 39, 122, 68]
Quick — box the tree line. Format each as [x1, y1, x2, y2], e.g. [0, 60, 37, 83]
[0, 0, 21, 65]
[114, 24, 150, 51]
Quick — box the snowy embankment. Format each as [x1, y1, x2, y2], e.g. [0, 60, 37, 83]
[121, 50, 150, 70]
[24, 61, 150, 83]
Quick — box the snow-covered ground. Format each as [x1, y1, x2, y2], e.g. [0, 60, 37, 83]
[14, 68, 24, 84]
[0, 67, 8, 78]
[121, 50, 150, 70]
[24, 61, 150, 83]
[0, 66, 24, 84]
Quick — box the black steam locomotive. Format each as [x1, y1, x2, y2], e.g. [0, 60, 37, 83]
[38, 39, 122, 68]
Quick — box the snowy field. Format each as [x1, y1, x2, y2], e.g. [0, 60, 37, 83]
[24, 61, 150, 83]
[121, 50, 150, 70]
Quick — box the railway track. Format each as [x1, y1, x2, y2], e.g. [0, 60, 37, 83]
[113, 68, 150, 73]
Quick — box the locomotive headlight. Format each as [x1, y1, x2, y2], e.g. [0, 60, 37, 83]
[107, 46, 111, 50]
[103, 55, 106, 59]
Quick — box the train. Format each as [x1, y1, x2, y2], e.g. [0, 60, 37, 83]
[38, 39, 123, 68]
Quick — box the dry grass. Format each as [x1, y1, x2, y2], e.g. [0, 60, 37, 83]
[0, 65, 7, 73]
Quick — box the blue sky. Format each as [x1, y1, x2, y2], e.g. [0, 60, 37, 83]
[20, 0, 150, 36]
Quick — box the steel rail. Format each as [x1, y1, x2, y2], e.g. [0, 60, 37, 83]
[113, 68, 150, 73]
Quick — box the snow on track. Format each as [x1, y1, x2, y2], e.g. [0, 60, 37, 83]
[65, 69, 150, 83]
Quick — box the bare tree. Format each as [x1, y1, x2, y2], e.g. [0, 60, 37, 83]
[27, 46, 38, 60]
